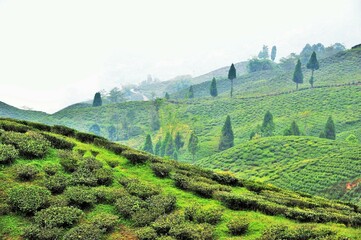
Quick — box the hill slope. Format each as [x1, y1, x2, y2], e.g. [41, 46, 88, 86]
[197, 136, 361, 205]
[1, 118, 361, 240]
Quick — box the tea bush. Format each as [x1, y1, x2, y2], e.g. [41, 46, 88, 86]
[8, 185, 51, 214]
[62, 224, 103, 240]
[136, 226, 157, 240]
[34, 206, 84, 228]
[115, 195, 146, 218]
[151, 163, 172, 178]
[122, 150, 149, 164]
[125, 179, 160, 199]
[94, 168, 113, 186]
[90, 213, 119, 233]
[44, 174, 68, 193]
[64, 186, 96, 209]
[41, 133, 75, 150]
[51, 125, 75, 137]
[168, 222, 214, 240]
[227, 217, 249, 235]
[58, 150, 80, 172]
[23, 225, 64, 240]
[15, 164, 39, 181]
[152, 212, 185, 235]
[0, 143, 19, 164]
[43, 163, 60, 175]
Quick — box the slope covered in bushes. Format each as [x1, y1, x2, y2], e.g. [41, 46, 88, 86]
[1, 119, 361, 239]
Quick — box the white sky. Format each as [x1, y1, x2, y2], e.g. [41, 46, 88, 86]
[0, 0, 360, 113]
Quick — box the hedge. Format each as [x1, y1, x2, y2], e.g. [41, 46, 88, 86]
[34, 206, 83, 228]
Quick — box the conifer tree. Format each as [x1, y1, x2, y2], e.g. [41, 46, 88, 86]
[173, 151, 178, 160]
[165, 134, 175, 157]
[210, 77, 218, 97]
[107, 125, 117, 141]
[188, 132, 199, 161]
[154, 138, 162, 156]
[306, 51, 319, 88]
[324, 116, 336, 140]
[92, 92, 102, 107]
[174, 132, 184, 151]
[261, 111, 275, 137]
[293, 59, 303, 90]
[290, 121, 300, 136]
[271, 46, 277, 61]
[160, 132, 171, 156]
[228, 64, 236, 97]
[188, 86, 194, 99]
[143, 134, 154, 154]
[219, 115, 234, 151]
[89, 124, 101, 135]
[165, 92, 170, 100]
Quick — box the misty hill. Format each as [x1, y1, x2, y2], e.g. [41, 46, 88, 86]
[1, 118, 361, 239]
[0, 101, 48, 121]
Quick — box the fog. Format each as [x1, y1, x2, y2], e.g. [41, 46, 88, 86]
[0, 0, 360, 113]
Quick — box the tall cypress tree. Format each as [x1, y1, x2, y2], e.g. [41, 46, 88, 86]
[165, 92, 170, 100]
[306, 51, 319, 88]
[219, 115, 234, 151]
[188, 86, 194, 99]
[174, 132, 184, 151]
[324, 116, 336, 140]
[154, 138, 162, 156]
[271, 46, 277, 61]
[188, 132, 199, 161]
[228, 64, 236, 97]
[261, 111, 275, 137]
[293, 59, 303, 90]
[92, 92, 102, 107]
[210, 77, 218, 97]
[165, 134, 175, 157]
[89, 124, 101, 135]
[143, 134, 154, 154]
[161, 132, 171, 156]
[290, 121, 300, 136]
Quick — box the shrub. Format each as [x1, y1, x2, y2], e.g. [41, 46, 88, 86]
[26, 121, 52, 132]
[115, 195, 146, 218]
[44, 174, 68, 193]
[92, 186, 127, 204]
[64, 186, 96, 209]
[135, 226, 157, 240]
[74, 131, 100, 143]
[48, 194, 69, 207]
[210, 171, 238, 186]
[152, 212, 185, 235]
[0, 203, 10, 215]
[131, 208, 159, 227]
[227, 217, 249, 235]
[34, 206, 83, 228]
[58, 150, 80, 172]
[188, 181, 216, 198]
[147, 194, 177, 215]
[122, 150, 149, 164]
[41, 133, 75, 150]
[94, 138, 129, 155]
[1, 131, 50, 158]
[23, 225, 64, 240]
[214, 191, 259, 210]
[94, 168, 113, 186]
[0, 120, 31, 133]
[15, 164, 39, 181]
[156, 236, 176, 240]
[70, 167, 98, 186]
[185, 205, 223, 225]
[90, 213, 119, 233]
[8, 186, 51, 214]
[79, 157, 103, 171]
[151, 163, 172, 178]
[0, 144, 19, 164]
[244, 181, 280, 193]
[126, 180, 160, 199]
[43, 163, 60, 175]
[106, 159, 119, 168]
[172, 173, 191, 190]
[260, 225, 335, 240]
[51, 125, 75, 137]
[90, 150, 100, 157]
[62, 224, 103, 240]
[169, 222, 213, 240]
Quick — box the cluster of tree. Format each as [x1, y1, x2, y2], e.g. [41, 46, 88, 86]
[143, 131, 185, 160]
[292, 51, 320, 90]
[258, 45, 277, 61]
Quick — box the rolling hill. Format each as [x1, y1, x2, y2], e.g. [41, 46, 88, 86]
[1, 118, 361, 239]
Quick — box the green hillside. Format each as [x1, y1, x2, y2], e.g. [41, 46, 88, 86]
[197, 136, 361, 204]
[172, 48, 361, 99]
[1, 118, 361, 240]
[0, 101, 48, 122]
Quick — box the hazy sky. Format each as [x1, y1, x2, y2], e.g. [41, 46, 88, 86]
[0, 0, 360, 113]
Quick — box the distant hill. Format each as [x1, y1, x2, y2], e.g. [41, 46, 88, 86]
[1, 118, 361, 239]
[0, 101, 48, 121]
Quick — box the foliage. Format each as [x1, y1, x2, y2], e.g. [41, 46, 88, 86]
[307, 51, 320, 87]
[210, 77, 218, 97]
[23, 225, 64, 240]
[115, 195, 146, 218]
[41, 133, 75, 150]
[15, 164, 39, 181]
[8, 186, 51, 214]
[151, 162, 172, 178]
[64, 186, 96, 209]
[174, 131, 184, 151]
[1, 131, 50, 158]
[322, 116, 336, 140]
[136, 227, 157, 240]
[143, 134, 154, 154]
[58, 150, 80, 172]
[248, 58, 273, 72]
[63, 224, 103, 240]
[51, 125, 75, 137]
[261, 110, 275, 137]
[92, 92, 102, 107]
[219, 115, 234, 151]
[258, 45, 269, 59]
[260, 224, 335, 240]
[34, 206, 83, 228]
[89, 124, 101, 136]
[90, 213, 119, 233]
[168, 222, 214, 240]
[188, 85, 194, 99]
[228, 63, 236, 97]
[44, 173, 68, 193]
[185, 204, 223, 225]
[0, 143, 19, 164]
[122, 149, 149, 164]
[292, 59, 303, 90]
[227, 217, 249, 235]
[188, 132, 199, 161]
[271, 45, 277, 61]
[284, 121, 300, 136]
